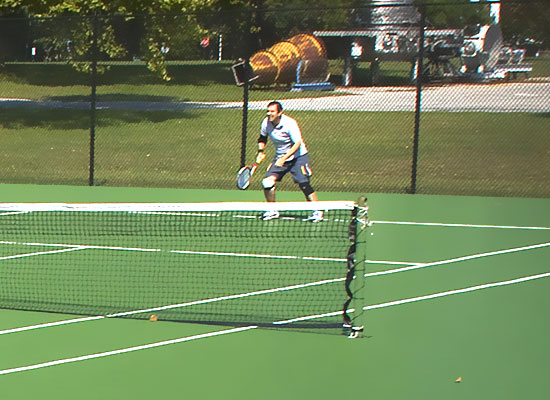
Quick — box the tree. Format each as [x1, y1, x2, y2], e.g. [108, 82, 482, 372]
[189, 0, 363, 56]
[414, 1, 549, 49]
[414, 0, 492, 28]
[500, 1, 549, 48]
[2, 0, 208, 79]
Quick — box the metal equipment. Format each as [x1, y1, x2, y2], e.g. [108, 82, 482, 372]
[313, 1, 532, 85]
[231, 33, 333, 90]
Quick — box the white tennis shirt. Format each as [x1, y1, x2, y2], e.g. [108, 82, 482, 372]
[260, 114, 308, 162]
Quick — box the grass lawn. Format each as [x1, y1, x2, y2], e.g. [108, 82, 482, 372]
[528, 56, 550, 77]
[0, 61, 344, 102]
[0, 107, 548, 197]
[2, 54, 548, 101]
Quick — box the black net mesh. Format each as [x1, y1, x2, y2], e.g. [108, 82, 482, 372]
[0, 201, 364, 333]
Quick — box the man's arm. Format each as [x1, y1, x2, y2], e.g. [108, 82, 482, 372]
[256, 134, 267, 164]
[275, 140, 301, 166]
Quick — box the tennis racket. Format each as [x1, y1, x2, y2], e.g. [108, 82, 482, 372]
[236, 163, 258, 190]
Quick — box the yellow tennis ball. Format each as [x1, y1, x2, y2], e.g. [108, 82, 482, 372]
[149, 314, 158, 322]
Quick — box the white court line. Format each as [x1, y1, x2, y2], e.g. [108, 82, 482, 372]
[0, 239, 348, 336]
[0, 241, 78, 248]
[2, 242, 548, 335]
[0, 240, 405, 266]
[0, 316, 105, 335]
[273, 309, 353, 325]
[172, 249, 298, 260]
[365, 260, 420, 266]
[98, 276, 346, 318]
[0, 239, 432, 270]
[0, 276, 345, 335]
[172, 249, 344, 263]
[0, 306, 353, 376]
[1, 240, 161, 253]
[0, 224, 547, 374]
[372, 220, 550, 230]
[3, 270, 550, 376]
[0, 247, 85, 261]
[0, 211, 30, 216]
[364, 271, 550, 311]
[0, 325, 258, 376]
[2, 240, 342, 262]
[365, 242, 550, 277]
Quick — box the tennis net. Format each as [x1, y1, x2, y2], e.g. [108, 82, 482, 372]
[0, 201, 367, 333]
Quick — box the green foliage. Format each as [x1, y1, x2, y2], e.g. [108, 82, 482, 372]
[501, 1, 549, 45]
[2, 1, 547, 80]
[2, 0, 203, 80]
[415, 0, 492, 28]
[30, 16, 127, 75]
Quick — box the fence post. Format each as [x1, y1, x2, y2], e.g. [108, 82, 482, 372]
[88, 15, 99, 186]
[410, 6, 425, 194]
[239, 11, 254, 169]
[240, 72, 250, 169]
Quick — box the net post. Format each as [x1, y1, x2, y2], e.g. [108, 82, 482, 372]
[343, 196, 369, 338]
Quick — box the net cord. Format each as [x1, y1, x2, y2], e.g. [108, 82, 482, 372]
[0, 201, 355, 213]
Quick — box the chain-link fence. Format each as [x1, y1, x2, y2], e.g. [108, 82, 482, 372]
[0, 2, 548, 197]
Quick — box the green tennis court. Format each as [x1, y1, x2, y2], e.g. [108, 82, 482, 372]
[1, 184, 549, 399]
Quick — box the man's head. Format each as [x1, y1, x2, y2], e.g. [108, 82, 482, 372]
[266, 101, 284, 125]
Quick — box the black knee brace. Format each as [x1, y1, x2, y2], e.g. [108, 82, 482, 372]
[299, 182, 315, 197]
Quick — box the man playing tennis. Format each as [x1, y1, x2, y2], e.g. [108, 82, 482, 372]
[255, 101, 323, 222]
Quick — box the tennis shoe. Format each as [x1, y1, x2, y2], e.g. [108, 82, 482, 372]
[306, 210, 324, 223]
[260, 210, 280, 221]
